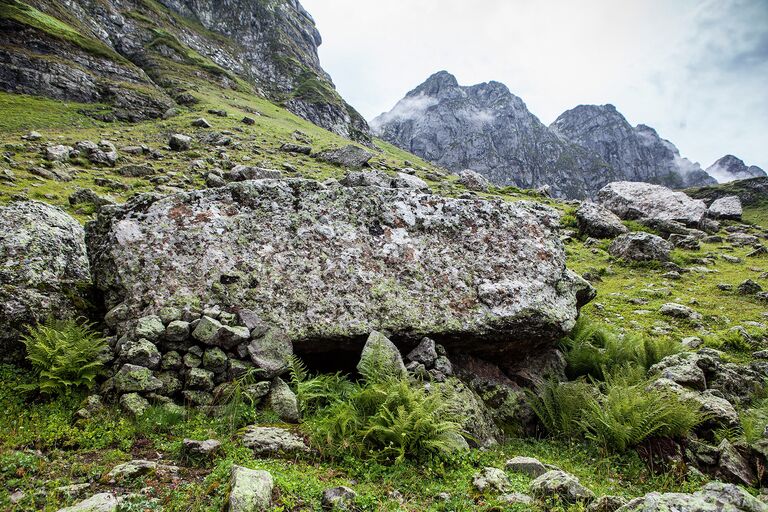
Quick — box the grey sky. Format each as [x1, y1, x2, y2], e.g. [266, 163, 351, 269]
[302, 0, 768, 171]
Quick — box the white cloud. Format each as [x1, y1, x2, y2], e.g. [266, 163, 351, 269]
[369, 93, 438, 133]
[302, 0, 768, 171]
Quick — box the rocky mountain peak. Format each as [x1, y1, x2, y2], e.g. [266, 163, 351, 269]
[372, 72, 616, 198]
[705, 155, 767, 183]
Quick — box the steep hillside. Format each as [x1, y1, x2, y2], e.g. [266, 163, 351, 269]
[0, 0, 370, 142]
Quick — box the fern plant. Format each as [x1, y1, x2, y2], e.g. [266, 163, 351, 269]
[525, 379, 595, 439]
[291, 351, 466, 463]
[580, 369, 704, 453]
[20, 319, 107, 396]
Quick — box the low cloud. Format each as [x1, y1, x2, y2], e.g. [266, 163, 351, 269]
[370, 93, 438, 133]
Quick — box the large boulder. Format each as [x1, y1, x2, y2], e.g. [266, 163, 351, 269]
[0, 202, 91, 362]
[617, 482, 767, 512]
[597, 182, 707, 227]
[313, 145, 373, 168]
[86, 179, 593, 357]
[708, 196, 742, 220]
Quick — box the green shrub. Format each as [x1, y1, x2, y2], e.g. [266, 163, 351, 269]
[20, 319, 107, 396]
[292, 354, 466, 463]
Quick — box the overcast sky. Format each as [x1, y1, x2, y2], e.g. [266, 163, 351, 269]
[302, 0, 768, 171]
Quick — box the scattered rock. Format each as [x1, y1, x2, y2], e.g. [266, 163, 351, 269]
[280, 143, 312, 154]
[191, 118, 212, 128]
[529, 470, 594, 504]
[458, 169, 490, 191]
[589, 495, 629, 512]
[576, 201, 628, 239]
[659, 303, 702, 321]
[608, 232, 672, 262]
[56, 492, 118, 512]
[224, 165, 282, 182]
[739, 279, 763, 295]
[505, 456, 548, 477]
[229, 465, 273, 512]
[321, 486, 357, 510]
[181, 439, 221, 460]
[169, 134, 192, 151]
[242, 426, 310, 456]
[314, 145, 373, 168]
[45, 145, 73, 162]
[267, 377, 299, 423]
[106, 459, 177, 482]
[472, 467, 512, 493]
[119, 392, 149, 417]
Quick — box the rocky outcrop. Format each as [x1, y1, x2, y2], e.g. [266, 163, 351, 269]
[86, 178, 593, 358]
[371, 71, 618, 199]
[0, 0, 369, 140]
[597, 182, 708, 227]
[551, 104, 715, 188]
[705, 155, 766, 184]
[0, 201, 91, 362]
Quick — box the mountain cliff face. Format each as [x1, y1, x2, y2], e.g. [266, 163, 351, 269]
[373, 72, 717, 198]
[371, 71, 617, 199]
[705, 155, 766, 183]
[0, 0, 369, 142]
[550, 104, 715, 188]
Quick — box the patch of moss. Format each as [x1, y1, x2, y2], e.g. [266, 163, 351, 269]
[0, 0, 129, 64]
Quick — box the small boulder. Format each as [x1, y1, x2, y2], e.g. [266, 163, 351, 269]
[242, 426, 310, 456]
[191, 118, 212, 128]
[229, 465, 273, 512]
[529, 470, 594, 504]
[135, 315, 164, 342]
[267, 377, 299, 423]
[608, 232, 672, 262]
[617, 482, 765, 511]
[119, 393, 149, 417]
[472, 467, 512, 493]
[45, 145, 73, 162]
[505, 456, 548, 477]
[458, 169, 490, 192]
[56, 492, 117, 512]
[588, 495, 628, 512]
[247, 329, 292, 379]
[576, 202, 628, 239]
[181, 438, 221, 460]
[659, 303, 702, 321]
[357, 331, 406, 380]
[314, 145, 373, 168]
[169, 134, 192, 151]
[321, 486, 357, 511]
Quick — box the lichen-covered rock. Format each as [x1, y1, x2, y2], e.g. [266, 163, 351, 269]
[321, 486, 357, 510]
[472, 467, 512, 493]
[588, 496, 629, 512]
[709, 196, 743, 220]
[119, 339, 161, 369]
[458, 169, 491, 192]
[56, 492, 118, 512]
[242, 426, 310, 456]
[112, 364, 162, 393]
[0, 202, 91, 362]
[608, 232, 672, 262]
[168, 134, 192, 151]
[267, 377, 299, 423]
[616, 482, 767, 512]
[228, 465, 273, 512]
[598, 181, 707, 227]
[576, 202, 628, 239]
[181, 438, 221, 459]
[357, 331, 406, 379]
[530, 470, 594, 504]
[314, 145, 373, 168]
[135, 315, 165, 342]
[505, 456, 548, 477]
[86, 179, 593, 357]
[247, 329, 292, 379]
[119, 392, 149, 417]
[106, 459, 178, 482]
